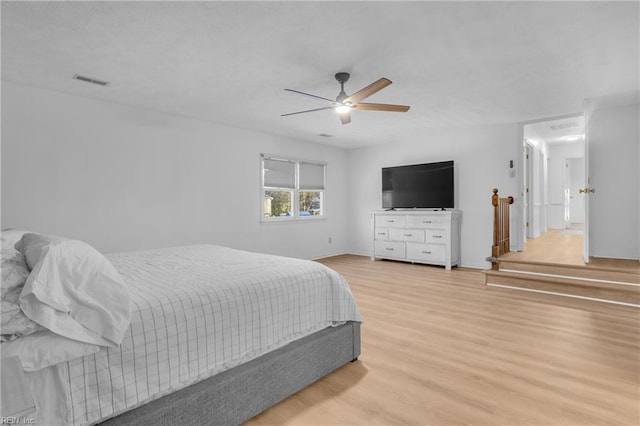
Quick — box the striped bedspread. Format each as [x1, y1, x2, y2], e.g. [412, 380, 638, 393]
[24, 245, 362, 425]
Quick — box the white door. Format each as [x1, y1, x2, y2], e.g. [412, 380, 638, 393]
[582, 102, 592, 263]
[567, 158, 585, 226]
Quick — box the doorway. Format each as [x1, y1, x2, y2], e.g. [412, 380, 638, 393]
[518, 115, 585, 264]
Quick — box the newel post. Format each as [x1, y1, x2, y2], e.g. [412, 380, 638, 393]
[490, 188, 513, 270]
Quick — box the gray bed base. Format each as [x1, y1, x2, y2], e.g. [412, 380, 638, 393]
[100, 321, 361, 425]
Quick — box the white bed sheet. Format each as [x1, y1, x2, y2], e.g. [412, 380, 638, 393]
[23, 245, 362, 425]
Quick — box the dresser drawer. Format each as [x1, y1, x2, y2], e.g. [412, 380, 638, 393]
[406, 215, 449, 228]
[375, 215, 407, 228]
[371, 210, 460, 270]
[374, 227, 389, 240]
[388, 228, 425, 243]
[426, 229, 447, 243]
[375, 241, 406, 259]
[406, 243, 446, 262]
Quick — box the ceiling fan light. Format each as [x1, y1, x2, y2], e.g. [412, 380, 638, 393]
[335, 104, 351, 113]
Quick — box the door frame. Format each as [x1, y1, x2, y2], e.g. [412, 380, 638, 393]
[538, 150, 546, 234]
[582, 100, 593, 263]
[524, 140, 534, 240]
[516, 112, 585, 255]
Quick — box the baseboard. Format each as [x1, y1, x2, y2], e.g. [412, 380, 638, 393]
[310, 251, 349, 261]
[460, 262, 489, 270]
[314, 251, 370, 259]
[590, 255, 640, 262]
[346, 250, 371, 258]
[315, 252, 490, 271]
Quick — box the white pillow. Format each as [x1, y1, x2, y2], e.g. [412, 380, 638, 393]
[1, 229, 29, 249]
[1, 329, 101, 371]
[16, 233, 131, 347]
[1, 248, 46, 342]
[15, 232, 66, 269]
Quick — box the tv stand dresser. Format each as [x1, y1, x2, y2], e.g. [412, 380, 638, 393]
[371, 210, 461, 270]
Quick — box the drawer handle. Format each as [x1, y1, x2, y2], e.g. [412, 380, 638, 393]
[432, 235, 443, 239]
[377, 232, 386, 235]
[422, 251, 432, 254]
[385, 248, 394, 251]
[386, 220, 395, 223]
[403, 234, 413, 237]
[423, 220, 432, 224]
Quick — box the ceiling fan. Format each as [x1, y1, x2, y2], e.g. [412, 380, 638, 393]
[282, 72, 410, 125]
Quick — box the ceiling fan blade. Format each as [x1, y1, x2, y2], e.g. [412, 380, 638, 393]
[284, 89, 338, 105]
[339, 110, 351, 125]
[345, 78, 392, 104]
[356, 102, 410, 112]
[281, 106, 334, 117]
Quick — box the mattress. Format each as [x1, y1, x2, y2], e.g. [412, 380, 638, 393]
[20, 244, 362, 425]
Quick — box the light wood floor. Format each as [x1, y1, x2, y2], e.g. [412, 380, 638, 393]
[504, 229, 585, 265]
[503, 229, 640, 272]
[246, 255, 640, 426]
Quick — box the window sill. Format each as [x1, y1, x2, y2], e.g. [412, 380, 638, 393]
[261, 216, 327, 224]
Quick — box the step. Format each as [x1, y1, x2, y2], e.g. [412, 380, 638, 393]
[496, 259, 640, 285]
[483, 269, 640, 307]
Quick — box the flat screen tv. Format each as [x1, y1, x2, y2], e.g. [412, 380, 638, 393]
[382, 161, 454, 209]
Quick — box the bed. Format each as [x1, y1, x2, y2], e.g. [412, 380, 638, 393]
[0, 231, 362, 425]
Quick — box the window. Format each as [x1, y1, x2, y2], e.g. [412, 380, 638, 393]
[261, 154, 325, 220]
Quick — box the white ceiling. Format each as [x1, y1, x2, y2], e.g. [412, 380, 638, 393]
[2, 1, 638, 149]
[527, 115, 585, 145]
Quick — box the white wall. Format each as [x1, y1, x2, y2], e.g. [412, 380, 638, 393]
[547, 142, 584, 229]
[587, 101, 639, 259]
[9, 80, 632, 265]
[346, 124, 519, 269]
[1, 82, 349, 259]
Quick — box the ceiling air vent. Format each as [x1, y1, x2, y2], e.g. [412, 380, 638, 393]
[549, 121, 578, 131]
[73, 74, 110, 86]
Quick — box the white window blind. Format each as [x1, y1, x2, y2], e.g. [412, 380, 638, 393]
[261, 154, 326, 220]
[299, 162, 325, 190]
[263, 158, 295, 188]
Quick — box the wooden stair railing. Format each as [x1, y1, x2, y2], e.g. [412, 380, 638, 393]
[490, 188, 514, 270]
